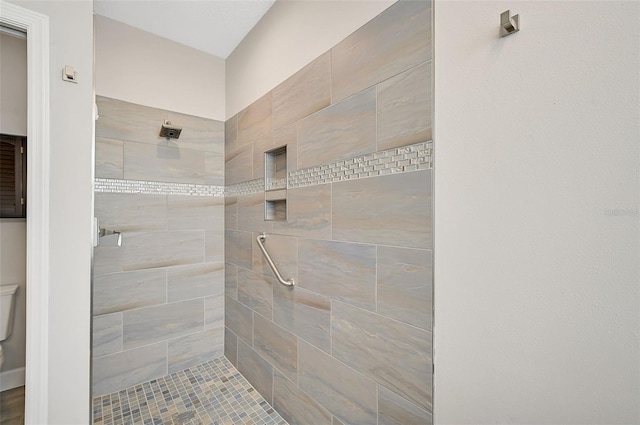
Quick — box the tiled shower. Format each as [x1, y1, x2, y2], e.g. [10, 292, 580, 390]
[92, 1, 432, 424]
[92, 96, 226, 395]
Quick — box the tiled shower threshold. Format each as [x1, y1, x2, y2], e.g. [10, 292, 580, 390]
[92, 356, 287, 425]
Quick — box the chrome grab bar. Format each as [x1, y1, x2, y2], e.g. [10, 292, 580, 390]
[256, 233, 295, 287]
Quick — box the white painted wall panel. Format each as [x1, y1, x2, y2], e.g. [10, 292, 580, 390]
[95, 15, 225, 121]
[6, 1, 94, 422]
[434, 1, 640, 422]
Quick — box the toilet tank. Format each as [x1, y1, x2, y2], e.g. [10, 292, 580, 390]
[0, 284, 18, 341]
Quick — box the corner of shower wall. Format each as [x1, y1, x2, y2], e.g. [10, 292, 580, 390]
[91, 96, 226, 397]
[224, 1, 434, 423]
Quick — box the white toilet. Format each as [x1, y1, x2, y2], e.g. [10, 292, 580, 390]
[0, 284, 18, 369]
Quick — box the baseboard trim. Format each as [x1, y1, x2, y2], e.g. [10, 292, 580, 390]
[0, 366, 25, 392]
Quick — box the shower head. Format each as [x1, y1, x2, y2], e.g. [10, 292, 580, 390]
[160, 120, 182, 139]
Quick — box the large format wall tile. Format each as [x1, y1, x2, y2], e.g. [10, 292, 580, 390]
[378, 385, 432, 425]
[123, 141, 207, 184]
[332, 170, 432, 249]
[93, 342, 167, 397]
[331, 300, 432, 411]
[238, 91, 272, 146]
[123, 231, 205, 271]
[205, 294, 224, 330]
[377, 246, 432, 330]
[273, 52, 331, 131]
[167, 262, 223, 303]
[252, 133, 275, 180]
[299, 239, 376, 311]
[225, 229, 253, 270]
[123, 299, 204, 349]
[225, 196, 238, 230]
[166, 111, 224, 153]
[98, 97, 222, 184]
[95, 193, 167, 233]
[95, 137, 123, 179]
[168, 328, 224, 373]
[273, 285, 330, 353]
[225, 296, 253, 346]
[97, 97, 222, 152]
[205, 151, 224, 186]
[176, 118, 222, 174]
[298, 340, 377, 425]
[224, 327, 238, 367]
[237, 339, 274, 404]
[92, 312, 123, 358]
[225, 143, 253, 185]
[96, 96, 167, 145]
[205, 231, 224, 263]
[253, 313, 297, 382]
[238, 193, 272, 233]
[225, 114, 238, 159]
[225, 262, 238, 300]
[331, 0, 431, 102]
[93, 245, 123, 276]
[272, 184, 331, 239]
[297, 88, 376, 169]
[273, 124, 298, 171]
[237, 268, 273, 319]
[377, 61, 432, 151]
[93, 269, 166, 315]
[168, 195, 223, 231]
[274, 370, 332, 425]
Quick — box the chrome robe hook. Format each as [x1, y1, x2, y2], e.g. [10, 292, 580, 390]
[500, 10, 520, 37]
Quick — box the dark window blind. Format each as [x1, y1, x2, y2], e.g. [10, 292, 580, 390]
[0, 134, 26, 218]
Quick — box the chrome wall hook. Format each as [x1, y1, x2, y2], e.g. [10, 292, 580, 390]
[500, 10, 520, 37]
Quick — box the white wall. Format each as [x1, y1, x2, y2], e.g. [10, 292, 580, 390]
[0, 31, 27, 378]
[7, 1, 94, 423]
[225, 0, 395, 117]
[0, 32, 27, 135]
[95, 15, 225, 121]
[434, 1, 639, 423]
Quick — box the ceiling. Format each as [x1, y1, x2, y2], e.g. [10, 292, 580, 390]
[93, 0, 276, 59]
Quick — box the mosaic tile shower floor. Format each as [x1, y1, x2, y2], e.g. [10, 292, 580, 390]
[93, 357, 288, 425]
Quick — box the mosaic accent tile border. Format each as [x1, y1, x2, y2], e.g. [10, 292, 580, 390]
[265, 177, 287, 191]
[92, 356, 287, 425]
[288, 141, 432, 189]
[95, 141, 432, 197]
[226, 140, 433, 196]
[95, 178, 225, 197]
[225, 178, 265, 197]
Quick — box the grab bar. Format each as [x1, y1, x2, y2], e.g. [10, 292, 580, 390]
[256, 233, 295, 287]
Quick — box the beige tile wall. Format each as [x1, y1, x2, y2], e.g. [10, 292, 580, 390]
[224, 1, 433, 424]
[92, 97, 225, 397]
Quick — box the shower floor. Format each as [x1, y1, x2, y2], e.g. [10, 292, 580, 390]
[92, 356, 287, 425]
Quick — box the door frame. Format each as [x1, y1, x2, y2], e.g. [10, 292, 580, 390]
[0, 2, 50, 423]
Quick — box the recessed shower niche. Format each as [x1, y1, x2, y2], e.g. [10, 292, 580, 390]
[264, 145, 287, 221]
